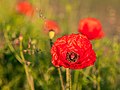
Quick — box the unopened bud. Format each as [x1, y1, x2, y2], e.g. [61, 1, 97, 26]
[25, 61, 31, 66]
[19, 34, 23, 41]
[49, 30, 55, 39]
[23, 50, 27, 53]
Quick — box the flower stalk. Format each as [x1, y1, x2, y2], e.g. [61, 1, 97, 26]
[19, 36, 34, 90]
[66, 68, 72, 90]
[4, 28, 34, 90]
[58, 67, 65, 90]
[73, 70, 79, 90]
[4, 31, 23, 64]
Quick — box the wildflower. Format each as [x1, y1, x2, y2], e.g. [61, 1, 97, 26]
[16, 1, 34, 16]
[51, 34, 96, 69]
[78, 18, 104, 40]
[44, 20, 60, 39]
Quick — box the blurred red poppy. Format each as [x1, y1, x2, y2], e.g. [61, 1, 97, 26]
[78, 18, 104, 40]
[44, 20, 60, 34]
[51, 34, 96, 69]
[16, 1, 34, 16]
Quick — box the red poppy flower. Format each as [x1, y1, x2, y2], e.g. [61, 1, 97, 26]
[44, 20, 60, 34]
[16, 1, 34, 16]
[78, 18, 104, 40]
[51, 34, 96, 69]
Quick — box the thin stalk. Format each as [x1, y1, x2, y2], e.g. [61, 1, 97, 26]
[4, 32, 23, 64]
[49, 39, 53, 47]
[20, 39, 34, 90]
[58, 68, 65, 90]
[24, 64, 34, 90]
[80, 70, 94, 82]
[66, 68, 72, 90]
[73, 70, 79, 90]
[49, 39, 65, 90]
[70, 69, 72, 90]
[97, 75, 100, 90]
[4, 28, 34, 90]
[97, 82, 100, 90]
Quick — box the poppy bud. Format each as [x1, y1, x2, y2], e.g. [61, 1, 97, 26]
[44, 20, 60, 38]
[49, 30, 55, 39]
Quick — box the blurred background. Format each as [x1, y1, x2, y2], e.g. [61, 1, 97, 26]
[0, 0, 120, 90]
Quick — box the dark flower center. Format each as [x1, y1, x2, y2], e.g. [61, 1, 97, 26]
[66, 52, 79, 62]
[49, 29, 54, 32]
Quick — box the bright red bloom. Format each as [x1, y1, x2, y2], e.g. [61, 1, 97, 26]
[78, 18, 104, 40]
[51, 34, 96, 69]
[16, 1, 34, 16]
[44, 20, 60, 34]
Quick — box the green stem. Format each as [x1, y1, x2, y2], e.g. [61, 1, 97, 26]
[97, 75, 100, 90]
[70, 70, 72, 90]
[97, 82, 100, 90]
[57, 67, 65, 90]
[4, 31, 23, 64]
[4, 27, 34, 90]
[24, 64, 34, 90]
[66, 68, 72, 90]
[73, 70, 79, 90]
[49, 39, 53, 47]
[80, 70, 94, 82]
[20, 40, 34, 90]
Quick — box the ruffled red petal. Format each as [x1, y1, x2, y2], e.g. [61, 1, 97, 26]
[51, 34, 96, 69]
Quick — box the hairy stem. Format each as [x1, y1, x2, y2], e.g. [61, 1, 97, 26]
[4, 30, 34, 90]
[4, 31, 23, 64]
[66, 68, 72, 90]
[20, 40, 34, 90]
[58, 67, 65, 90]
